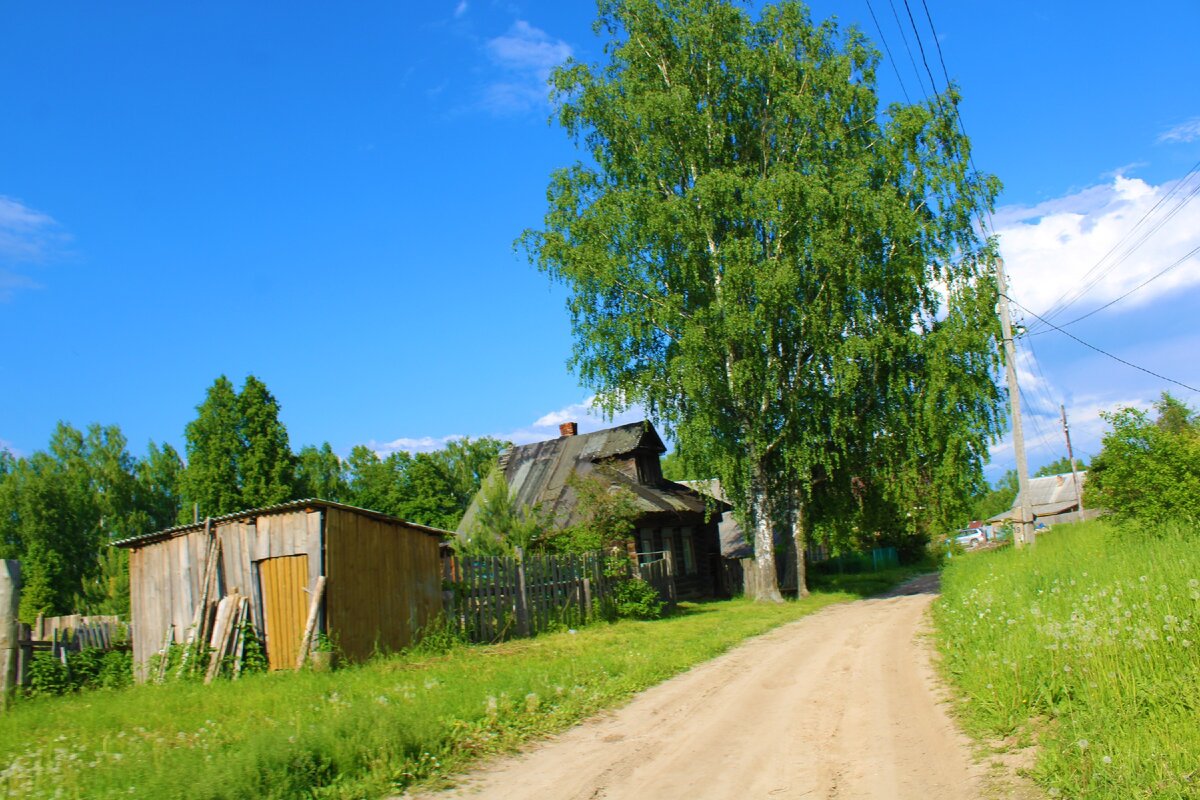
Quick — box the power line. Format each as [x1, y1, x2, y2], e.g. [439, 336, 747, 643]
[900, 0, 941, 103]
[919, 0, 953, 89]
[1033, 242, 1200, 331]
[863, 0, 913, 104]
[886, 0, 932, 97]
[1030, 161, 1200, 328]
[1005, 293, 1200, 394]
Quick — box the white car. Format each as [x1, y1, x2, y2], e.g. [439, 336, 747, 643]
[953, 531, 986, 549]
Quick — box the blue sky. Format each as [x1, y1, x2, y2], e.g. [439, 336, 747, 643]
[2, 1, 1198, 486]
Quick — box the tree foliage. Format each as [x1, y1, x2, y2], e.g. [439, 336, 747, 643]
[460, 470, 550, 556]
[556, 472, 642, 552]
[295, 442, 351, 502]
[1035, 455, 1087, 478]
[238, 376, 296, 509]
[522, 0, 1002, 598]
[0, 423, 181, 619]
[969, 468, 1018, 522]
[179, 376, 244, 520]
[342, 437, 507, 529]
[1087, 393, 1200, 523]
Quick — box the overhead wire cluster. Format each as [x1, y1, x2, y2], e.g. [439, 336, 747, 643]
[863, 0, 1199, 477]
[862, 0, 1074, 469]
[1029, 159, 1200, 333]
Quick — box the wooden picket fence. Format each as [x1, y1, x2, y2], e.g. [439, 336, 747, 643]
[442, 549, 676, 643]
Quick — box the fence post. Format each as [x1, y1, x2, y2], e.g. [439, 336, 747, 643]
[0, 561, 21, 711]
[514, 547, 531, 638]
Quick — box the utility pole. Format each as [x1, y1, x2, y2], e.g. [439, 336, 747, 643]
[1061, 404, 1084, 520]
[995, 258, 1035, 548]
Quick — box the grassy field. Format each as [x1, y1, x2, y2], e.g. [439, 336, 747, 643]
[0, 567, 919, 800]
[933, 520, 1200, 799]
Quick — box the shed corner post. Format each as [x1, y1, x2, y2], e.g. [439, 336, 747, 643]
[318, 508, 328, 639]
[0, 560, 22, 711]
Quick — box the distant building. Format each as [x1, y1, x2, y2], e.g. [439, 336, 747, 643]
[989, 471, 1100, 528]
[457, 420, 726, 598]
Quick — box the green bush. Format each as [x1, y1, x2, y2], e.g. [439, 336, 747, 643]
[23, 647, 131, 697]
[25, 653, 71, 697]
[611, 577, 665, 620]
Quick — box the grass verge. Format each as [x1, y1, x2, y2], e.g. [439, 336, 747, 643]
[932, 519, 1200, 798]
[0, 575, 915, 800]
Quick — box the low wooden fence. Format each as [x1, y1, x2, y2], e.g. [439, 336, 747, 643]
[442, 549, 676, 643]
[15, 615, 128, 687]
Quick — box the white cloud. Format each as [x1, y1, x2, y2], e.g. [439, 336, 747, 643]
[1159, 117, 1200, 144]
[367, 396, 649, 457]
[481, 20, 572, 114]
[454, 0, 468, 18]
[995, 172, 1200, 321]
[369, 434, 465, 457]
[0, 437, 20, 457]
[0, 195, 68, 300]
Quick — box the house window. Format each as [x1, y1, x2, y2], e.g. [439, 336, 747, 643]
[680, 527, 696, 574]
[638, 528, 655, 566]
[660, 528, 674, 567]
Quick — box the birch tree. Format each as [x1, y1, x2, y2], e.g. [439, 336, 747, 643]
[522, 0, 1002, 599]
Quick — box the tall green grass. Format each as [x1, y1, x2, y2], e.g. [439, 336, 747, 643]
[934, 520, 1200, 798]
[1, 591, 873, 800]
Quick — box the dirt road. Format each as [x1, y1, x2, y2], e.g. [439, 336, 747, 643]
[408, 576, 1005, 800]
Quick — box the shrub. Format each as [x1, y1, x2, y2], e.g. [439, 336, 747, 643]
[23, 647, 131, 697]
[611, 578, 665, 620]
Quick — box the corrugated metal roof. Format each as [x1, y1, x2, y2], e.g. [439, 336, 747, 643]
[457, 420, 711, 534]
[988, 472, 1088, 522]
[113, 498, 454, 549]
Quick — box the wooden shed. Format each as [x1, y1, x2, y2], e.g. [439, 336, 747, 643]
[115, 499, 448, 681]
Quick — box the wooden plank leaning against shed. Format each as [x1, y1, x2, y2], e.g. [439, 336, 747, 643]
[294, 576, 326, 670]
[178, 518, 218, 678]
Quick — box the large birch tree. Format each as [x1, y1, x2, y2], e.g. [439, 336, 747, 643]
[522, 0, 1002, 599]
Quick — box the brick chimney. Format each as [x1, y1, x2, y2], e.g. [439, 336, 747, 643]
[559, 421, 578, 437]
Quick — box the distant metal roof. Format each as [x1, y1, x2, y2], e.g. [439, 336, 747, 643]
[988, 472, 1088, 523]
[113, 498, 454, 549]
[457, 420, 713, 534]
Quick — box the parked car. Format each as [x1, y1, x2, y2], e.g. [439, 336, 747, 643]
[953, 530, 986, 549]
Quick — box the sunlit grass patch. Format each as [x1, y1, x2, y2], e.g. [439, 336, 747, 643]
[933, 519, 1200, 798]
[0, 587, 876, 800]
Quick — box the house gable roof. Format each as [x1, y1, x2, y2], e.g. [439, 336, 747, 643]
[457, 420, 714, 534]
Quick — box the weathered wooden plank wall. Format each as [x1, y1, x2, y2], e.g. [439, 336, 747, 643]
[324, 509, 441, 663]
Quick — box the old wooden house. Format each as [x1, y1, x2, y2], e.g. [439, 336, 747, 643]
[115, 499, 447, 681]
[457, 421, 727, 598]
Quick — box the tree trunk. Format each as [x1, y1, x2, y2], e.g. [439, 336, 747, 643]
[792, 494, 810, 599]
[749, 467, 784, 603]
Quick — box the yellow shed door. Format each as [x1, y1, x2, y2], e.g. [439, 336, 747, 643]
[259, 555, 310, 670]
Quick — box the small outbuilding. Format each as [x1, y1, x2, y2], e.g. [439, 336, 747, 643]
[115, 499, 448, 681]
[988, 471, 1100, 528]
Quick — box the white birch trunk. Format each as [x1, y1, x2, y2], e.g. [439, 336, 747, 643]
[792, 495, 810, 599]
[749, 470, 784, 603]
